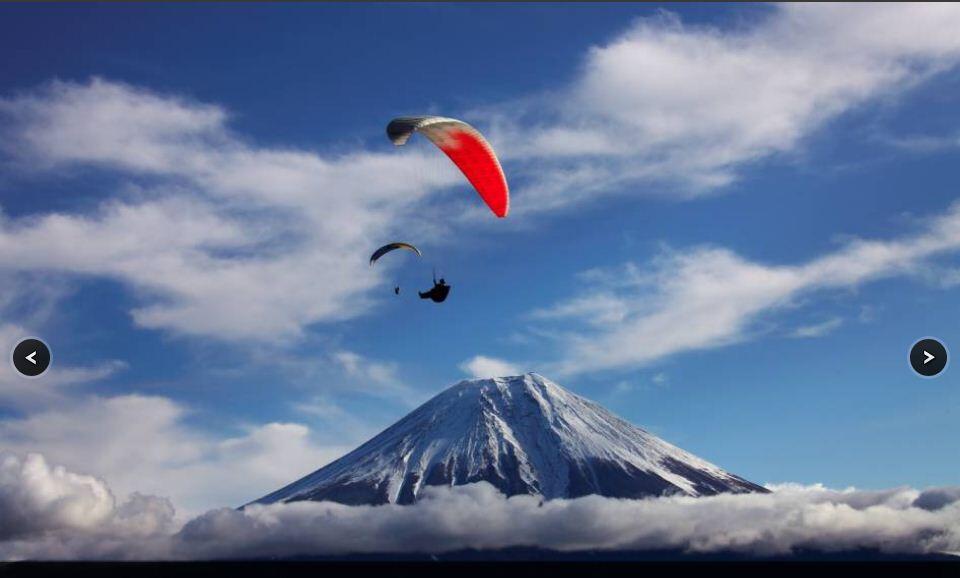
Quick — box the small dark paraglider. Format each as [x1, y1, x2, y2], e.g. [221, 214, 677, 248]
[419, 278, 451, 303]
[369, 242, 422, 265]
[370, 242, 422, 295]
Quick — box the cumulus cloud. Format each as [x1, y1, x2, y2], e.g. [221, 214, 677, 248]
[2, 455, 960, 561]
[0, 453, 115, 539]
[535, 201, 960, 373]
[0, 394, 350, 515]
[0, 453, 175, 560]
[459, 355, 522, 379]
[494, 3, 960, 211]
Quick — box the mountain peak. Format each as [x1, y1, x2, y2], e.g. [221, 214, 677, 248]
[452, 371, 550, 386]
[249, 373, 766, 507]
[445, 372, 563, 400]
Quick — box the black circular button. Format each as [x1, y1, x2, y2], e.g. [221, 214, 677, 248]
[909, 338, 947, 377]
[12, 338, 51, 377]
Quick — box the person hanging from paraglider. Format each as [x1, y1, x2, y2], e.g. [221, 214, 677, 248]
[369, 242, 450, 303]
[419, 269, 450, 303]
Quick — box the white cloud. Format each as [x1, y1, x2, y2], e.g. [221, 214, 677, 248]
[0, 78, 460, 341]
[173, 482, 960, 559]
[611, 372, 668, 396]
[0, 393, 350, 516]
[460, 355, 522, 379]
[535, 201, 960, 374]
[334, 350, 405, 392]
[0, 453, 175, 560]
[0, 452, 115, 539]
[858, 305, 879, 324]
[2, 457, 960, 561]
[877, 132, 960, 153]
[791, 317, 844, 339]
[492, 3, 960, 212]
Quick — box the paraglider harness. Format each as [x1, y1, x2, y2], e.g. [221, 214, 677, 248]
[419, 270, 451, 303]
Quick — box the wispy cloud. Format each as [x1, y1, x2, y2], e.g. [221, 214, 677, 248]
[0, 78, 459, 342]
[491, 3, 960, 213]
[0, 321, 127, 412]
[875, 132, 960, 154]
[790, 317, 844, 339]
[459, 355, 522, 379]
[331, 350, 421, 406]
[534, 202, 960, 374]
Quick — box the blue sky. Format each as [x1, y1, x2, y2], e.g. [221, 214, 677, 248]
[1, 3, 960, 514]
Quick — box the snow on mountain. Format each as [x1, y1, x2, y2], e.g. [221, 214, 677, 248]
[249, 373, 766, 506]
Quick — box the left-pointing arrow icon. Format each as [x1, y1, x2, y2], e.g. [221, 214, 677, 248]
[12, 338, 50, 377]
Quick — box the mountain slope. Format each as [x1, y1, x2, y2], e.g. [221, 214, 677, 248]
[250, 373, 766, 506]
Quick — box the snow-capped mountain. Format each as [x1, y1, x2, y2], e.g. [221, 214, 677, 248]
[249, 373, 766, 506]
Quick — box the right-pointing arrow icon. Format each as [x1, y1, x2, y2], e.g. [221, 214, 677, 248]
[910, 338, 947, 377]
[25, 351, 37, 365]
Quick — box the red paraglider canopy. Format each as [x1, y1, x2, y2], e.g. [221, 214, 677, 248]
[387, 116, 509, 218]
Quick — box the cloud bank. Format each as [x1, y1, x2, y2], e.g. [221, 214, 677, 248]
[1, 453, 959, 561]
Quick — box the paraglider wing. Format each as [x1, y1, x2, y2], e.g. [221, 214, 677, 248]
[387, 116, 509, 218]
[369, 242, 422, 266]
